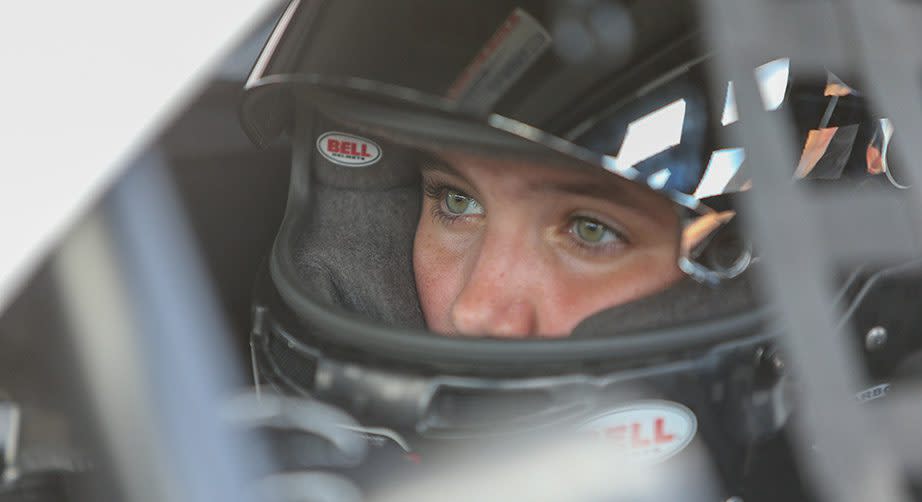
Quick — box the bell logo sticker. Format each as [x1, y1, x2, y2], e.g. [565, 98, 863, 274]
[579, 400, 697, 463]
[317, 131, 382, 167]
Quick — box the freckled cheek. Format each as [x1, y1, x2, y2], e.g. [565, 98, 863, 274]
[413, 222, 468, 331]
[543, 248, 683, 334]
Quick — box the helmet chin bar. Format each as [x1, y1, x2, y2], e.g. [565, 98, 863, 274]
[253, 329, 784, 444]
[251, 312, 793, 500]
[250, 265, 794, 495]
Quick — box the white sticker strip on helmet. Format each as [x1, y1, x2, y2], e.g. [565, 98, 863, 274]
[447, 8, 551, 113]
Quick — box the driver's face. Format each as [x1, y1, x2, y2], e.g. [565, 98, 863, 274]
[414, 151, 683, 338]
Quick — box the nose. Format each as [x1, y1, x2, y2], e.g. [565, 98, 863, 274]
[449, 231, 540, 338]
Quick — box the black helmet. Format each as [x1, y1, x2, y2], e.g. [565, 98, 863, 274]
[241, 1, 921, 499]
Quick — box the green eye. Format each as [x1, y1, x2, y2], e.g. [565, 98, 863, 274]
[444, 190, 483, 215]
[572, 217, 619, 244]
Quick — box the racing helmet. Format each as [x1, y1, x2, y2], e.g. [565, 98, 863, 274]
[240, 0, 921, 499]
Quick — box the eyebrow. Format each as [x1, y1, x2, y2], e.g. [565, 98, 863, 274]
[419, 159, 465, 179]
[538, 180, 676, 229]
[533, 180, 629, 201]
[420, 157, 659, 213]
[424, 160, 629, 200]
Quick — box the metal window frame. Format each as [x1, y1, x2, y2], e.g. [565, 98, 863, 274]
[698, 1, 922, 501]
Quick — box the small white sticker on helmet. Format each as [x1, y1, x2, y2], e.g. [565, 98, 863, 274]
[579, 400, 697, 463]
[317, 131, 382, 167]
